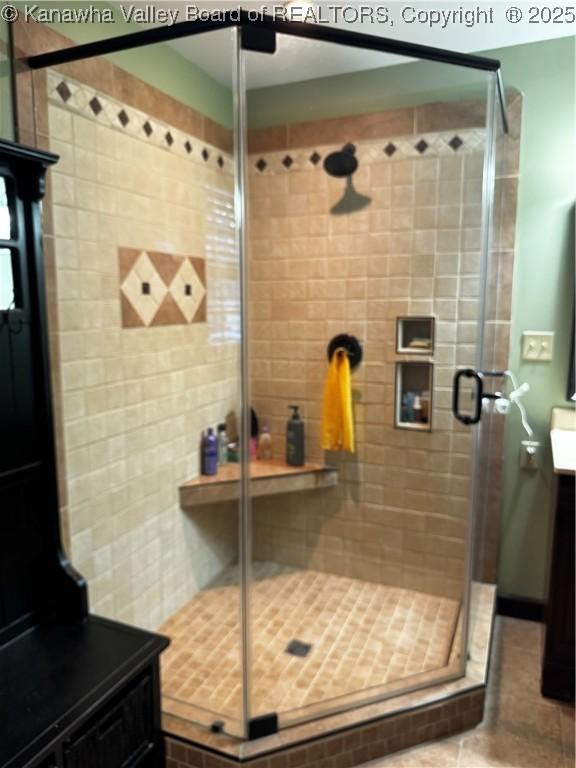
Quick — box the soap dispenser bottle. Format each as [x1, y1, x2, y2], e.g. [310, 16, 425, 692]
[286, 405, 305, 466]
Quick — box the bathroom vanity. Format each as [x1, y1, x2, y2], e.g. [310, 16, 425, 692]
[542, 408, 576, 701]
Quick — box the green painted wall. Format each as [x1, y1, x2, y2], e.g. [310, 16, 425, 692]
[12, 0, 232, 127]
[0, 19, 14, 140]
[496, 37, 574, 600]
[248, 36, 575, 600]
[247, 58, 488, 127]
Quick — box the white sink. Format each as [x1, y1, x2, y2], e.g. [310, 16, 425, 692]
[550, 407, 576, 475]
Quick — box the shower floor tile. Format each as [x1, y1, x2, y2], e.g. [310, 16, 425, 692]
[159, 562, 460, 726]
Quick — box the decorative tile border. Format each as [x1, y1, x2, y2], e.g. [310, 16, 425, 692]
[249, 128, 485, 175]
[119, 248, 207, 328]
[47, 70, 232, 174]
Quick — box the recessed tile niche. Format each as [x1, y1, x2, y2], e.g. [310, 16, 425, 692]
[395, 361, 433, 431]
[396, 316, 435, 355]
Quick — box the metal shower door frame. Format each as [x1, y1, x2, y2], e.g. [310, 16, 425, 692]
[20, 14, 507, 740]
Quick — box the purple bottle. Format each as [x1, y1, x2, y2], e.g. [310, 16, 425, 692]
[202, 427, 218, 476]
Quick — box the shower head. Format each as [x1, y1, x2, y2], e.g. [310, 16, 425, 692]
[330, 177, 372, 215]
[323, 143, 358, 178]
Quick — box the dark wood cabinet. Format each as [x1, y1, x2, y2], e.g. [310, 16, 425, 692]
[541, 473, 575, 701]
[1, 617, 167, 768]
[0, 139, 169, 768]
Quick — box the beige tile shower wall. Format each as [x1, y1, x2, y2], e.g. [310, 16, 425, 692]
[47, 79, 240, 629]
[247, 115, 511, 600]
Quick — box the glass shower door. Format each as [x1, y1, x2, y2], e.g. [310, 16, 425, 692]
[239, 30, 502, 733]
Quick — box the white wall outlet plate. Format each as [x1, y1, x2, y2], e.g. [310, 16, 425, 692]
[520, 440, 540, 469]
[521, 331, 554, 362]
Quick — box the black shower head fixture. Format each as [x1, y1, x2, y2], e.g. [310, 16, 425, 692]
[324, 143, 372, 214]
[323, 143, 358, 178]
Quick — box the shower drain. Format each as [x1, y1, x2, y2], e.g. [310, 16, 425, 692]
[285, 639, 312, 658]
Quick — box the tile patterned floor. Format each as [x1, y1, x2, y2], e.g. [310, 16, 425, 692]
[360, 617, 575, 768]
[159, 562, 460, 723]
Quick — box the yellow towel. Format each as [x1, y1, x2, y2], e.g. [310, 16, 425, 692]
[321, 349, 355, 453]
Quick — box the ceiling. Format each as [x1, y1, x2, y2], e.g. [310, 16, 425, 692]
[114, 1, 574, 89]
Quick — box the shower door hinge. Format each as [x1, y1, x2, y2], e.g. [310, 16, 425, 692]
[248, 712, 278, 740]
[241, 26, 277, 54]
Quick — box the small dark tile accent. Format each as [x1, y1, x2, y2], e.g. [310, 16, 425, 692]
[384, 142, 397, 157]
[286, 639, 312, 658]
[141, 282, 150, 295]
[143, 121, 153, 137]
[184, 140, 192, 154]
[89, 96, 102, 116]
[256, 158, 267, 172]
[309, 151, 321, 165]
[118, 109, 129, 127]
[282, 155, 294, 169]
[449, 135, 463, 151]
[217, 156, 224, 168]
[56, 81, 72, 102]
[185, 284, 192, 296]
[202, 148, 210, 161]
[165, 132, 174, 147]
[415, 139, 428, 154]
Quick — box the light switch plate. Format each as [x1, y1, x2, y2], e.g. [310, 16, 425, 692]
[521, 331, 554, 362]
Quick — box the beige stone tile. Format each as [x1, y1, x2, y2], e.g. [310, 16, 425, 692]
[160, 563, 460, 723]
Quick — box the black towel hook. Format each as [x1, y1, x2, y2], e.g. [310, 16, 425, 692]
[327, 334, 363, 371]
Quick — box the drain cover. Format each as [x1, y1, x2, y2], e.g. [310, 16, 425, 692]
[285, 639, 312, 658]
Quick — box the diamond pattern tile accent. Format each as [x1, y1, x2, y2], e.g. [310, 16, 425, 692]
[121, 251, 167, 326]
[169, 258, 206, 323]
[119, 249, 206, 328]
[309, 151, 321, 165]
[384, 142, 397, 157]
[449, 135, 463, 151]
[415, 139, 428, 154]
[256, 158, 267, 172]
[44, 73, 227, 176]
[56, 81, 72, 103]
[89, 96, 102, 116]
[282, 155, 293, 169]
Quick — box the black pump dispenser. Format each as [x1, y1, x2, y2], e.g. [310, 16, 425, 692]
[286, 405, 305, 466]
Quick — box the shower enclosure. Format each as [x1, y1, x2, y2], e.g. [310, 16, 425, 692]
[22, 12, 511, 742]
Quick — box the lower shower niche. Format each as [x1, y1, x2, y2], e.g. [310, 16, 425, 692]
[395, 361, 433, 431]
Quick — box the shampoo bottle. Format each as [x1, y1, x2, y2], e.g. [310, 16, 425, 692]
[202, 427, 218, 476]
[258, 424, 273, 461]
[286, 405, 305, 466]
[217, 423, 228, 464]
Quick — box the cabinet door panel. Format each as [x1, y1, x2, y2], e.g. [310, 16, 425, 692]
[63, 673, 154, 768]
